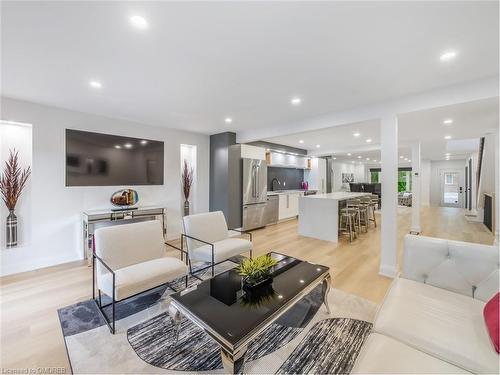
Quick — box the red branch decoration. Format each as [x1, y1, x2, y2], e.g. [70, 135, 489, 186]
[181, 159, 194, 201]
[0, 149, 31, 211]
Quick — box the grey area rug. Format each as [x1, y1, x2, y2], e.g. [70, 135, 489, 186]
[127, 286, 323, 371]
[276, 318, 372, 374]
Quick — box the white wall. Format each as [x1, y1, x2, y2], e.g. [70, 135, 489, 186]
[0, 122, 33, 248]
[331, 161, 366, 191]
[420, 159, 431, 206]
[0, 97, 209, 276]
[429, 159, 466, 207]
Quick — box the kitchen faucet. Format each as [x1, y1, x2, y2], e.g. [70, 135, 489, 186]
[271, 177, 281, 191]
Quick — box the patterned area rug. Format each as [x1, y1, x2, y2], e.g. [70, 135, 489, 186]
[58, 259, 378, 374]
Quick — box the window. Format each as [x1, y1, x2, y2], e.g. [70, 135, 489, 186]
[444, 173, 455, 185]
[398, 171, 412, 192]
[370, 171, 381, 183]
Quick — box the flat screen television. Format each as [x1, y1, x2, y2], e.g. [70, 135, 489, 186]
[65, 129, 164, 186]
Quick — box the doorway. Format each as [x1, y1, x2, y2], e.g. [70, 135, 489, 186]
[440, 170, 463, 207]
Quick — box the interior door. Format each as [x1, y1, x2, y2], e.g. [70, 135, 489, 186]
[440, 171, 462, 208]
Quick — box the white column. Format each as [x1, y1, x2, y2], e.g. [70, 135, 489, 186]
[379, 115, 398, 278]
[410, 141, 421, 234]
[495, 129, 499, 245]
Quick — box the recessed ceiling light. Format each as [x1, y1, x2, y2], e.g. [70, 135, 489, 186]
[130, 15, 148, 29]
[408, 159, 412, 162]
[400, 155, 404, 159]
[351, 161, 355, 163]
[316, 144, 320, 148]
[333, 157, 337, 160]
[140, 140, 148, 145]
[445, 153, 450, 156]
[444, 135, 452, 140]
[114, 145, 121, 149]
[366, 158, 370, 161]
[291, 97, 302, 105]
[124, 143, 133, 149]
[89, 80, 102, 89]
[440, 50, 457, 62]
[347, 153, 352, 156]
[373, 159, 377, 162]
[224, 117, 232, 124]
[353, 132, 360, 137]
[299, 140, 304, 144]
[357, 155, 362, 159]
[443, 119, 453, 125]
[366, 139, 372, 143]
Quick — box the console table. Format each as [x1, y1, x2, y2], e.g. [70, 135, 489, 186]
[82, 206, 167, 265]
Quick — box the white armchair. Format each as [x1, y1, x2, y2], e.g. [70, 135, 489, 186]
[93, 220, 188, 334]
[182, 211, 253, 276]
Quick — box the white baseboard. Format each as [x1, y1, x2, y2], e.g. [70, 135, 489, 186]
[379, 264, 398, 279]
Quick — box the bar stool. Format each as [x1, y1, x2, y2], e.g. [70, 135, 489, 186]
[340, 202, 358, 242]
[370, 195, 379, 227]
[357, 197, 371, 232]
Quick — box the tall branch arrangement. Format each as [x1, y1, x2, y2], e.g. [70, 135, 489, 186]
[181, 160, 194, 201]
[0, 149, 31, 211]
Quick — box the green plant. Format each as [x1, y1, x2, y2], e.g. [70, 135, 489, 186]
[237, 255, 278, 285]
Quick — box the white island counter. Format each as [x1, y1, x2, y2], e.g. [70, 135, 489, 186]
[298, 192, 371, 242]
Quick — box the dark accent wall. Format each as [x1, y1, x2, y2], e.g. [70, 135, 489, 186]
[267, 167, 304, 191]
[246, 141, 307, 155]
[209, 132, 241, 228]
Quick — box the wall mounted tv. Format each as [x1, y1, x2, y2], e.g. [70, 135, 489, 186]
[65, 129, 164, 186]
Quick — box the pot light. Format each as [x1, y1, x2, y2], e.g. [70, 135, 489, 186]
[333, 157, 337, 160]
[353, 132, 360, 137]
[351, 161, 355, 163]
[440, 50, 457, 62]
[408, 159, 412, 162]
[140, 140, 148, 145]
[291, 97, 302, 106]
[316, 144, 321, 148]
[366, 138, 372, 143]
[130, 15, 148, 29]
[299, 140, 304, 144]
[444, 135, 452, 140]
[443, 119, 453, 125]
[124, 143, 133, 149]
[357, 155, 362, 159]
[373, 159, 377, 162]
[114, 145, 121, 149]
[89, 80, 102, 89]
[366, 158, 370, 161]
[347, 153, 352, 156]
[224, 117, 233, 124]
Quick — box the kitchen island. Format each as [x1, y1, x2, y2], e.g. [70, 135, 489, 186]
[298, 192, 372, 242]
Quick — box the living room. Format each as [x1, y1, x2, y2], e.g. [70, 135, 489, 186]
[1, 1, 499, 374]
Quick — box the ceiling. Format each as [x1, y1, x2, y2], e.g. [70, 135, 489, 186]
[266, 97, 499, 162]
[2, 1, 499, 134]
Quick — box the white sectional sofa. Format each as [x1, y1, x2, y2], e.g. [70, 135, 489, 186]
[352, 234, 499, 374]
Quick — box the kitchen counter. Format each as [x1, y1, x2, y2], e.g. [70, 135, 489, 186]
[267, 189, 317, 196]
[298, 192, 371, 242]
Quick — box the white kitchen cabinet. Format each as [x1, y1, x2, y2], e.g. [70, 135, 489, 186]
[305, 157, 327, 193]
[277, 192, 301, 220]
[268, 151, 310, 169]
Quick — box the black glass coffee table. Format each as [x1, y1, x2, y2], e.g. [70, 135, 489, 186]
[169, 252, 331, 373]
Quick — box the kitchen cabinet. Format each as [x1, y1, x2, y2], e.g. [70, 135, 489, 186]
[268, 151, 310, 169]
[277, 192, 302, 220]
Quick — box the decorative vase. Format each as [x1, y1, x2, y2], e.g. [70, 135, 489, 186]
[184, 200, 190, 216]
[6, 209, 17, 248]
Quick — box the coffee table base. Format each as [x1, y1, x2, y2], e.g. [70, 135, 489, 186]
[221, 346, 248, 374]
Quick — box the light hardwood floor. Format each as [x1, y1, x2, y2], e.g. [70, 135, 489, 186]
[0, 206, 494, 372]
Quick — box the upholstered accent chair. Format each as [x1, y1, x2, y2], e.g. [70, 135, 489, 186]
[182, 211, 253, 276]
[93, 220, 188, 334]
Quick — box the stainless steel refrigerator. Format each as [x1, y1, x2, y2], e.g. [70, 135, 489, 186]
[242, 158, 268, 230]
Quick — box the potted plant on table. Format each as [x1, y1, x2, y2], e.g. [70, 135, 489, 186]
[181, 160, 194, 216]
[0, 149, 31, 248]
[237, 254, 278, 291]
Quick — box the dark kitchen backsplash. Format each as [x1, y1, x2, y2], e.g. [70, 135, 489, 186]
[267, 167, 305, 191]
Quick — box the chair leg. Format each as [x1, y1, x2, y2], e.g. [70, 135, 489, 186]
[112, 296, 116, 334]
[250, 249, 253, 259]
[185, 274, 188, 288]
[373, 206, 377, 227]
[92, 255, 95, 300]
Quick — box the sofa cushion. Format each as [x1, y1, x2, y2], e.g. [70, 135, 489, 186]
[351, 333, 470, 374]
[99, 257, 188, 301]
[374, 278, 498, 374]
[483, 292, 499, 353]
[190, 238, 252, 263]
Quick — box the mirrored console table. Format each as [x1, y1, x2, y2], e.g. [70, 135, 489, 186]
[83, 206, 167, 265]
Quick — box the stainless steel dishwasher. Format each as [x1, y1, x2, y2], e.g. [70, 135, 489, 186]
[264, 195, 279, 225]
